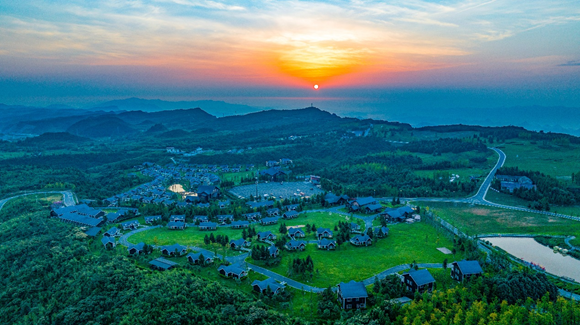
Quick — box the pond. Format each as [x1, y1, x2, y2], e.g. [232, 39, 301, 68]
[487, 237, 580, 282]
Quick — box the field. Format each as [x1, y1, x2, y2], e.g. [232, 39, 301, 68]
[418, 201, 580, 241]
[499, 140, 580, 180]
[485, 190, 580, 217]
[128, 211, 363, 247]
[248, 222, 461, 288]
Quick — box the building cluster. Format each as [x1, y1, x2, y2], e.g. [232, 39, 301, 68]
[495, 174, 536, 192]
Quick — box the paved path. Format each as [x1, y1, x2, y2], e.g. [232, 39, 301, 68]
[119, 225, 162, 246]
[565, 236, 578, 251]
[0, 190, 76, 211]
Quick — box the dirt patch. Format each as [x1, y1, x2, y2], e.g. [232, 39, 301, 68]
[469, 208, 490, 216]
[168, 184, 185, 193]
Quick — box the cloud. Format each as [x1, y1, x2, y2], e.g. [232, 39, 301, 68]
[558, 60, 580, 66]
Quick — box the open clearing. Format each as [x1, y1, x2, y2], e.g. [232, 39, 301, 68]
[418, 201, 580, 239]
[248, 222, 462, 288]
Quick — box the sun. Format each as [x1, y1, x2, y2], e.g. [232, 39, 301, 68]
[313, 84, 319, 90]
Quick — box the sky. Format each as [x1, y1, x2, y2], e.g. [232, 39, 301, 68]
[0, 0, 579, 120]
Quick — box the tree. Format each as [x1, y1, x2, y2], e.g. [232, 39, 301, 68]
[443, 258, 448, 269]
[209, 233, 216, 244]
[279, 223, 287, 234]
[204, 234, 210, 245]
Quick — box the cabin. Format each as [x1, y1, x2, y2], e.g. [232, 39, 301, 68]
[101, 236, 116, 249]
[451, 260, 483, 282]
[364, 204, 383, 214]
[84, 227, 101, 237]
[285, 240, 306, 251]
[121, 220, 139, 230]
[144, 215, 162, 224]
[260, 216, 278, 225]
[282, 210, 298, 219]
[403, 269, 435, 293]
[266, 208, 280, 216]
[268, 245, 280, 257]
[259, 167, 288, 181]
[128, 242, 145, 255]
[350, 234, 372, 246]
[199, 222, 218, 230]
[216, 214, 233, 223]
[160, 244, 187, 256]
[265, 160, 279, 167]
[496, 175, 536, 192]
[170, 215, 186, 222]
[317, 227, 333, 239]
[193, 215, 209, 223]
[246, 201, 275, 209]
[288, 228, 305, 239]
[167, 221, 186, 230]
[244, 212, 262, 221]
[197, 185, 221, 202]
[324, 193, 349, 205]
[285, 204, 299, 211]
[338, 281, 368, 309]
[218, 200, 231, 209]
[231, 220, 250, 229]
[280, 158, 293, 165]
[187, 252, 214, 265]
[252, 278, 285, 295]
[257, 231, 276, 242]
[346, 197, 377, 212]
[350, 223, 361, 233]
[382, 206, 415, 223]
[317, 238, 337, 250]
[218, 264, 248, 279]
[103, 227, 121, 237]
[230, 238, 251, 250]
[149, 257, 178, 271]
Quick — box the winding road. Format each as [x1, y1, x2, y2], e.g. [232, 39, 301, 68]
[0, 190, 76, 211]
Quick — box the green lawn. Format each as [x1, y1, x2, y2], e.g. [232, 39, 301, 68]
[128, 211, 361, 246]
[248, 222, 461, 288]
[499, 140, 580, 181]
[485, 190, 580, 218]
[419, 201, 580, 239]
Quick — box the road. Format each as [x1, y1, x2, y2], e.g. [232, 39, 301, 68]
[0, 190, 76, 211]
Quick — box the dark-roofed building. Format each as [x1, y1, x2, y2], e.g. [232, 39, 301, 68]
[282, 210, 298, 219]
[216, 214, 233, 223]
[365, 204, 383, 214]
[230, 238, 251, 250]
[260, 216, 278, 225]
[128, 242, 145, 255]
[199, 222, 218, 230]
[338, 281, 368, 309]
[451, 260, 483, 282]
[285, 240, 306, 251]
[244, 212, 261, 221]
[218, 264, 248, 279]
[85, 227, 102, 237]
[259, 167, 288, 181]
[285, 204, 299, 211]
[325, 193, 349, 205]
[317, 227, 333, 239]
[104, 227, 121, 237]
[252, 278, 285, 295]
[350, 234, 372, 246]
[374, 226, 389, 238]
[167, 221, 186, 230]
[288, 228, 305, 239]
[268, 245, 279, 257]
[317, 238, 336, 250]
[170, 215, 186, 222]
[121, 220, 139, 230]
[144, 215, 162, 224]
[403, 269, 435, 293]
[346, 197, 377, 212]
[187, 252, 214, 265]
[193, 215, 209, 223]
[197, 185, 221, 202]
[52, 204, 105, 227]
[246, 201, 275, 209]
[161, 244, 187, 256]
[149, 257, 178, 271]
[230, 220, 250, 229]
[382, 206, 415, 223]
[101, 236, 116, 249]
[257, 231, 276, 242]
[266, 208, 280, 216]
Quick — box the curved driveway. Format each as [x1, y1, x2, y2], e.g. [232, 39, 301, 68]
[0, 190, 76, 211]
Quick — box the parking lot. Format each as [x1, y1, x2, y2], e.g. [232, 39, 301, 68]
[229, 181, 324, 200]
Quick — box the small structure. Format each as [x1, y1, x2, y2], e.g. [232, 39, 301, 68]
[167, 221, 186, 230]
[197, 185, 221, 202]
[324, 193, 349, 205]
[268, 245, 280, 257]
[144, 215, 162, 224]
[451, 260, 483, 282]
[288, 228, 305, 239]
[101, 236, 116, 249]
[170, 215, 186, 222]
[149, 257, 178, 271]
[199, 222, 218, 230]
[121, 220, 139, 230]
[187, 252, 214, 265]
[128, 242, 145, 255]
[266, 208, 280, 216]
[160, 244, 188, 256]
[244, 212, 261, 221]
[350, 223, 360, 233]
[364, 204, 383, 214]
[218, 264, 248, 279]
[346, 197, 377, 212]
[374, 226, 389, 238]
[403, 269, 435, 293]
[337, 280, 368, 309]
[230, 220, 250, 229]
[259, 167, 288, 181]
[257, 231, 276, 242]
[85, 227, 102, 237]
[103, 227, 121, 237]
[252, 278, 286, 295]
[260, 216, 278, 225]
[285, 240, 306, 251]
[496, 175, 536, 192]
[317, 238, 337, 250]
[216, 214, 233, 223]
[230, 238, 251, 250]
[282, 210, 298, 219]
[285, 204, 299, 211]
[316, 227, 333, 239]
[350, 234, 372, 246]
[193, 215, 209, 223]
